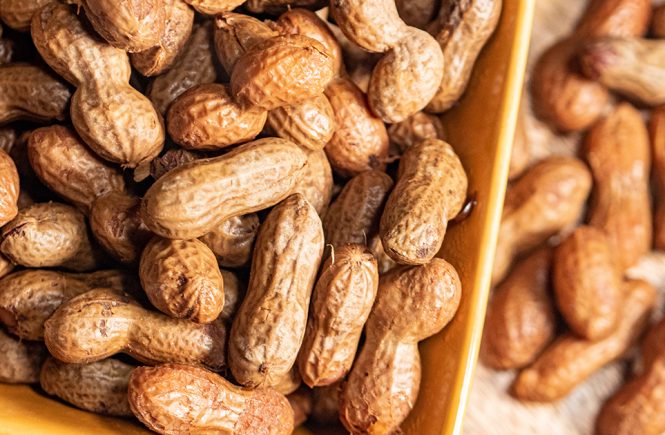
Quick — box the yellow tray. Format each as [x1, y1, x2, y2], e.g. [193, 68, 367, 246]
[0, 1, 533, 433]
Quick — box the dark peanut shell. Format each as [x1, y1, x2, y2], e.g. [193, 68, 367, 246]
[653, 4, 665, 38]
[200, 214, 260, 268]
[214, 12, 278, 75]
[0, 328, 46, 384]
[311, 383, 340, 424]
[0, 148, 18, 226]
[651, 105, 665, 251]
[266, 95, 335, 151]
[292, 149, 333, 216]
[149, 149, 202, 180]
[0, 127, 16, 152]
[288, 387, 313, 427]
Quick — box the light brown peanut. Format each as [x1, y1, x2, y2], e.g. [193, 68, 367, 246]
[32, 2, 165, 168]
[288, 387, 313, 427]
[142, 138, 307, 239]
[219, 269, 244, 322]
[183, 0, 246, 14]
[200, 214, 259, 268]
[340, 259, 462, 433]
[380, 138, 467, 265]
[0, 328, 46, 384]
[299, 244, 378, 387]
[28, 125, 126, 212]
[481, 247, 556, 370]
[653, 4, 665, 39]
[388, 111, 446, 154]
[0, 253, 13, 279]
[265, 95, 335, 152]
[230, 194, 324, 389]
[0, 148, 18, 226]
[512, 280, 656, 402]
[0, 0, 50, 31]
[128, 363, 294, 435]
[246, 0, 327, 14]
[44, 288, 227, 369]
[651, 105, 665, 250]
[585, 103, 652, 271]
[292, 149, 333, 216]
[40, 357, 133, 416]
[493, 157, 592, 286]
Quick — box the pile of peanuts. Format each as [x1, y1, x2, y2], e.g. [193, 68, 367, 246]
[0, 0, 500, 433]
[482, 1, 665, 434]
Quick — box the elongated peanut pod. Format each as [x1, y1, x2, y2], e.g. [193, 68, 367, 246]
[330, 0, 408, 52]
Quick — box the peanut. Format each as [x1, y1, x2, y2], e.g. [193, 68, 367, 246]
[298, 244, 378, 387]
[31, 2, 165, 167]
[230, 194, 324, 389]
[340, 258, 462, 433]
[512, 279, 656, 402]
[44, 288, 227, 369]
[380, 138, 467, 265]
[1, 202, 103, 271]
[0, 328, 46, 384]
[293, 149, 333, 216]
[0, 148, 18, 226]
[28, 125, 126, 212]
[265, 95, 335, 152]
[128, 363, 294, 435]
[388, 111, 446, 154]
[493, 157, 592, 286]
[183, 0, 246, 15]
[200, 214, 259, 268]
[585, 103, 652, 270]
[0, 0, 51, 31]
[0, 63, 71, 125]
[311, 383, 340, 424]
[0, 253, 13, 279]
[653, 4, 665, 39]
[651, 105, 665, 250]
[395, 0, 438, 29]
[149, 148, 202, 180]
[272, 365, 303, 395]
[481, 247, 556, 370]
[246, 0, 327, 15]
[142, 138, 307, 239]
[288, 387, 313, 427]
[219, 269, 244, 322]
[40, 357, 133, 416]
[368, 234, 397, 274]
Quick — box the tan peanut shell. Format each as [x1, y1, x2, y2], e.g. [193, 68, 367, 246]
[0, 63, 71, 125]
[0, 328, 46, 384]
[167, 83, 267, 151]
[575, 0, 652, 38]
[128, 364, 294, 435]
[481, 248, 556, 370]
[380, 138, 467, 265]
[149, 149, 202, 180]
[0, 148, 18, 226]
[89, 192, 152, 264]
[28, 125, 126, 212]
[229, 194, 324, 389]
[292, 149, 333, 216]
[147, 22, 215, 113]
[298, 244, 378, 387]
[40, 357, 133, 416]
[553, 226, 622, 340]
[140, 236, 224, 323]
[651, 105, 665, 250]
[0, 0, 51, 31]
[266, 95, 335, 151]
[653, 4, 665, 38]
[44, 288, 227, 369]
[219, 269, 244, 322]
[31, 2, 165, 168]
[395, 0, 438, 28]
[246, 0, 327, 14]
[214, 12, 278, 75]
[288, 387, 312, 427]
[585, 103, 652, 271]
[324, 77, 389, 177]
[1, 202, 102, 271]
[131, 0, 195, 77]
[493, 157, 592, 286]
[512, 279, 656, 402]
[0, 269, 133, 340]
[200, 214, 259, 268]
[231, 35, 335, 111]
[388, 111, 446, 153]
[183, 0, 246, 14]
[142, 138, 307, 239]
[340, 259, 462, 433]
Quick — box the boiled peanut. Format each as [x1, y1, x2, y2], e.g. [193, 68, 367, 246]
[288, 387, 313, 427]
[388, 111, 446, 153]
[218, 269, 244, 322]
[183, 0, 245, 14]
[0, 148, 18, 226]
[481, 248, 556, 370]
[40, 357, 133, 416]
[246, 0, 327, 15]
[395, 0, 438, 29]
[0, 0, 50, 31]
[311, 383, 340, 424]
[653, 4, 665, 39]
[28, 125, 126, 212]
[340, 259, 461, 433]
[230, 194, 323, 389]
[149, 148, 202, 180]
[292, 149, 333, 216]
[585, 103, 652, 270]
[128, 363, 294, 435]
[493, 157, 592, 286]
[44, 288, 227, 369]
[199, 214, 259, 268]
[651, 105, 665, 250]
[0, 328, 46, 384]
[298, 244, 378, 387]
[380, 138, 467, 265]
[142, 138, 307, 239]
[265, 95, 335, 152]
[512, 280, 656, 402]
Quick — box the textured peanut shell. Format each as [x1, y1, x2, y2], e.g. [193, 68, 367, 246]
[388, 111, 446, 153]
[142, 138, 307, 239]
[219, 269, 244, 322]
[0, 269, 133, 340]
[512, 280, 656, 402]
[89, 192, 152, 264]
[292, 149, 333, 216]
[28, 125, 126, 212]
[330, 0, 408, 52]
[481, 248, 556, 370]
[149, 149, 202, 180]
[229, 194, 324, 389]
[340, 259, 462, 433]
[653, 4, 665, 38]
[214, 12, 278, 75]
[140, 237, 224, 323]
[41, 357, 133, 416]
[493, 157, 592, 286]
[0, 0, 51, 31]
[266, 95, 335, 151]
[147, 22, 214, 113]
[0, 32, 11, 65]
[131, 0, 195, 77]
[231, 35, 335, 111]
[200, 214, 259, 268]
[324, 170, 393, 248]
[298, 244, 378, 387]
[380, 138, 467, 265]
[287, 388, 312, 427]
[553, 226, 622, 340]
[0, 202, 102, 271]
[246, 0, 327, 14]
[585, 103, 652, 270]
[0, 328, 46, 384]
[128, 364, 294, 435]
[651, 105, 665, 250]
[0, 148, 18, 226]
[0, 64, 71, 125]
[324, 77, 389, 177]
[368, 27, 444, 123]
[167, 83, 267, 151]
[183, 0, 246, 14]
[44, 288, 227, 369]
